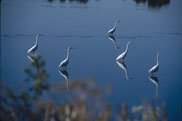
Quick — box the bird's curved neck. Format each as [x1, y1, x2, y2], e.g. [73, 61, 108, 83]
[156, 55, 159, 65]
[35, 35, 39, 45]
[125, 43, 130, 53]
[66, 49, 70, 60]
[114, 20, 119, 29]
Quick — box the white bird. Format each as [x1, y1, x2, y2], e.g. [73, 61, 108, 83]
[116, 61, 130, 81]
[58, 47, 73, 69]
[148, 76, 159, 96]
[107, 19, 120, 35]
[59, 69, 69, 90]
[116, 41, 131, 62]
[149, 53, 159, 75]
[27, 33, 41, 54]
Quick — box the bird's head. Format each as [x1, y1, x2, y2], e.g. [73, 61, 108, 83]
[68, 47, 74, 50]
[36, 33, 43, 37]
[127, 41, 132, 45]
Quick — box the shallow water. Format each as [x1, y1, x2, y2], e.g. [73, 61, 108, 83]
[1, 0, 182, 120]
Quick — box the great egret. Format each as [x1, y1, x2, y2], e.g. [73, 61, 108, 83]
[107, 19, 120, 35]
[27, 33, 41, 54]
[116, 41, 131, 62]
[58, 47, 74, 69]
[116, 61, 130, 81]
[149, 53, 159, 75]
[59, 69, 69, 90]
[148, 76, 159, 96]
[107, 34, 119, 49]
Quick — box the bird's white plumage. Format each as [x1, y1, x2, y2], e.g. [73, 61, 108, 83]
[58, 47, 73, 69]
[107, 19, 120, 35]
[27, 33, 40, 54]
[116, 41, 131, 62]
[149, 53, 159, 74]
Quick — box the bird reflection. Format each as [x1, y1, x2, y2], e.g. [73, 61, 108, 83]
[148, 76, 159, 96]
[27, 54, 39, 74]
[116, 60, 130, 81]
[27, 55, 36, 64]
[107, 35, 119, 49]
[58, 69, 70, 90]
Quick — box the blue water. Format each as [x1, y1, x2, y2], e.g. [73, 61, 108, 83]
[1, 0, 182, 120]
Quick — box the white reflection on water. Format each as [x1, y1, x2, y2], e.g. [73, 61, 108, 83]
[59, 69, 70, 90]
[148, 76, 159, 96]
[107, 34, 120, 49]
[116, 60, 131, 81]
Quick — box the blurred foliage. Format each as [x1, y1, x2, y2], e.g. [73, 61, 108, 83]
[0, 54, 168, 121]
[133, 0, 170, 8]
[47, 0, 90, 4]
[46, 0, 170, 8]
[24, 54, 49, 95]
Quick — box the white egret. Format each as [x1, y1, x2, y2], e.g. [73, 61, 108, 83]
[58, 47, 74, 69]
[107, 34, 119, 49]
[116, 41, 131, 62]
[59, 69, 69, 90]
[148, 76, 159, 96]
[107, 19, 120, 35]
[27, 33, 41, 54]
[116, 61, 130, 81]
[149, 53, 159, 75]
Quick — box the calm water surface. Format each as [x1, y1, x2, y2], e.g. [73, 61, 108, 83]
[1, 0, 182, 120]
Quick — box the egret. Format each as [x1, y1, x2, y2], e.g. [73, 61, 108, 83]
[116, 41, 131, 62]
[116, 61, 130, 81]
[107, 34, 119, 49]
[148, 76, 159, 96]
[58, 47, 74, 69]
[59, 69, 69, 90]
[107, 19, 120, 35]
[149, 53, 159, 75]
[27, 33, 41, 54]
